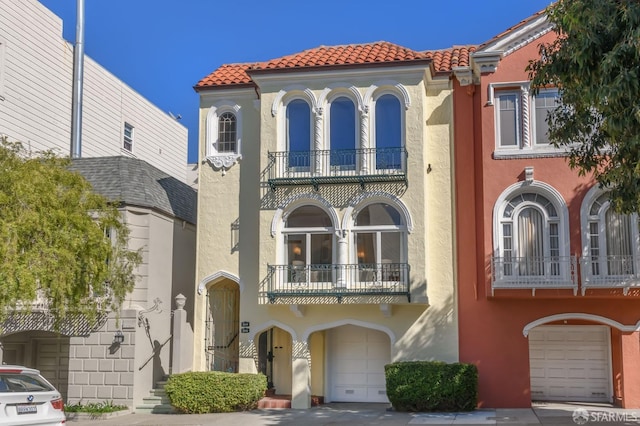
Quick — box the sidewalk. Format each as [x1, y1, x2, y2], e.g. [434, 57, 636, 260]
[65, 402, 640, 426]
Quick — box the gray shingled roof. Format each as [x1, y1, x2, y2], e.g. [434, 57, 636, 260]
[70, 156, 197, 224]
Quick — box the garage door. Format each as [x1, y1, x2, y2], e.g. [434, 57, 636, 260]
[328, 325, 390, 403]
[529, 325, 611, 402]
[35, 339, 69, 401]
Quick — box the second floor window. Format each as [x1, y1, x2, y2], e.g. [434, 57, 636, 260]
[217, 112, 237, 153]
[123, 122, 134, 152]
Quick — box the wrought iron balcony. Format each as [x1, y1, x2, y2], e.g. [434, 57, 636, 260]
[581, 255, 640, 295]
[266, 147, 408, 190]
[491, 256, 578, 296]
[265, 263, 410, 303]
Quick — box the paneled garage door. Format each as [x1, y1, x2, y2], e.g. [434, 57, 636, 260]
[529, 325, 611, 403]
[328, 325, 390, 403]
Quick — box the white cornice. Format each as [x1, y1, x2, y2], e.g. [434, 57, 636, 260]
[478, 15, 554, 58]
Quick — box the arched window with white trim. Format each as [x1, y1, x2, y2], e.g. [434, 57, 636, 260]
[493, 183, 573, 292]
[205, 102, 242, 169]
[283, 205, 334, 283]
[582, 190, 640, 289]
[373, 93, 403, 170]
[286, 98, 312, 170]
[328, 96, 357, 169]
[353, 202, 407, 283]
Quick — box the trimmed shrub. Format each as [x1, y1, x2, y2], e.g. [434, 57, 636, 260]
[164, 371, 267, 413]
[385, 361, 477, 412]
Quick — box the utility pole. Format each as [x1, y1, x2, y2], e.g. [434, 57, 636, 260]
[70, 0, 85, 158]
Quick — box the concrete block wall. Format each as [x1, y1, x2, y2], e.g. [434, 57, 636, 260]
[66, 309, 137, 407]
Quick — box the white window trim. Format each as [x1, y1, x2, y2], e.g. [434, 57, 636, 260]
[121, 121, 135, 156]
[282, 96, 314, 152]
[580, 186, 640, 284]
[205, 101, 242, 171]
[491, 82, 567, 158]
[493, 181, 571, 279]
[345, 196, 410, 265]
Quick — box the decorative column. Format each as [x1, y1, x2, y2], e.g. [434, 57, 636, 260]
[360, 106, 369, 174]
[336, 230, 348, 287]
[313, 107, 323, 175]
[291, 340, 311, 409]
[521, 86, 531, 148]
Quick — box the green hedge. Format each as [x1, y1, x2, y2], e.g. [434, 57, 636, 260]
[164, 371, 267, 413]
[385, 361, 477, 412]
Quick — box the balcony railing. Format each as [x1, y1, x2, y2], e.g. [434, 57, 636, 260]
[265, 263, 410, 303]
[581, 255, 640, 295]
[266, 147, 408, 190]
[491, 256, 578, 296]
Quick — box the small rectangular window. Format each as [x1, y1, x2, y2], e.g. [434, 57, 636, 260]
[497, 92, 520, 147]
[123, 122, 134, 152]
[534, 90, 559, 145]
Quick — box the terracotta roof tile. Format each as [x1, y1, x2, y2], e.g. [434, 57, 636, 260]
[195, 42, 476, 90]
[194, 63, 256, 89]
[252, 41, 428, 71]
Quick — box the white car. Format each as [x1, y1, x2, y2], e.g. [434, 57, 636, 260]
[0, 365, 66, 425]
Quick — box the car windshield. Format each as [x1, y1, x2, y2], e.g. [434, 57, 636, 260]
[0, 372, 54, 392]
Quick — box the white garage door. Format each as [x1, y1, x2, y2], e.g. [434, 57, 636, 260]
[529, 325, 611, 403]
[328, 325, 390, 403]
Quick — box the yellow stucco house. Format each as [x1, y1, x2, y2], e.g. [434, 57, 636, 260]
[192, 42, 470, 408]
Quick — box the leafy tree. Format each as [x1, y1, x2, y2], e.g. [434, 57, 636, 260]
[528, 0, 640, 213]
[0, 138, 141, 327]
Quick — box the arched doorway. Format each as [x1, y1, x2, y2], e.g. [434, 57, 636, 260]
[256, 327, 292, 395]
[205, 280, 239, 372]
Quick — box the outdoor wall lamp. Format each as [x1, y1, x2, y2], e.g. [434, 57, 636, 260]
[113, 330, 125, 344]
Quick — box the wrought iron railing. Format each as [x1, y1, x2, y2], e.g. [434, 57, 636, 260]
[491, 256, 578, 295]
[581, 255, 640, 295]
[266, 263, 410, 303]
[266, 147, 407, 189]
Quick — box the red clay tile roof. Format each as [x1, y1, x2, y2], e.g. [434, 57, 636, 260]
[252, 41, 428, 70]
[423, 45, 476, 72]
[195, 63, 256, 89]
[195, 42, 476, 90]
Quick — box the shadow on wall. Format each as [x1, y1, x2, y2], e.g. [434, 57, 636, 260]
[394, 291, 456, 362]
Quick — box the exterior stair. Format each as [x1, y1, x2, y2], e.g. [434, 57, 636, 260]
[135, 379, 175, 414]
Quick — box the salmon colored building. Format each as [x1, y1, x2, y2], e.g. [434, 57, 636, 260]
[453, 13, 640, 408]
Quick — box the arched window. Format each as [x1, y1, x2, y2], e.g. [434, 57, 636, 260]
[217, 112, 237, 153]
[286, 99, 311, 169]
[498, 192, 563, 278]
[329, 96, 356, 168]
[283, 205, 334, 283]
[353, 203, 407, 282]
[374, 94, 402, 170]
[585, 192, 639, 278]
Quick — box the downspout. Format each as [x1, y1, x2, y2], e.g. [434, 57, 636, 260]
[70, 0, 85, 158]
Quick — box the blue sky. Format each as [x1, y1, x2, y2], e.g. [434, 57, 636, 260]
[38, 0, 552, 164]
